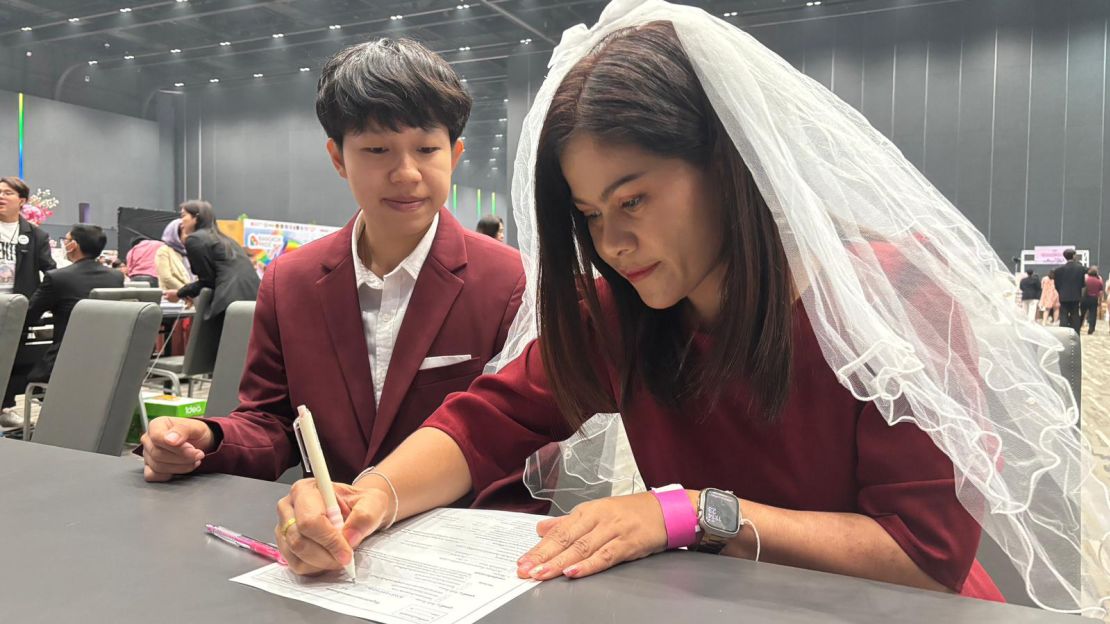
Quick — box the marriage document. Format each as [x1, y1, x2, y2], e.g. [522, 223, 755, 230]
[232, 508, 545, 623]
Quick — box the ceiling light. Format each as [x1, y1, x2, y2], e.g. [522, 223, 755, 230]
[20, 27, 32, 32]
[68, 18, 80, 23]
[463, 159, 470, 163]
[489, 158, 496, 162]
[253, 73, 264, 78]
[503, 98, 508, 102]
[173, 82, 184, 87]
[170, 48, 181, 53]
[495, 133, 503, 138]
[329, 24, 342, 30]
[272, 33, 284, 38]
[520, 38, 532, 44]
[457, 4, 471, 9]
[123, 54, 134, 60]
[460, 78, 468, 82]
[25, 51, 31, 57]
[209, 78, 219, 83]
[498, 117, 507, 122]
[459, 46, 470, 51]
[390, 15, 403, 20]
[492, 147, 500, 151]
[219, 41, 230, 46]
[87, 60, 98, 65]
[299, 67, 310, 72]
[120, 8, 132, 13]
[176, 0, 188, 3]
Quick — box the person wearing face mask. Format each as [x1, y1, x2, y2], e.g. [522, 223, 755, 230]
[0, 224, 121, 427]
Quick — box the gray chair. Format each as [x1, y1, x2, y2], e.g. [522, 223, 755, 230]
[89, 287, 163, 303]
[0, 295, 27, 408]
[148, 288, 222, 397]
[25, 287, 166, 433]
[204, 300, 255, 418]
[29, 300, 162, 455]
[975, 325, 1081, 607]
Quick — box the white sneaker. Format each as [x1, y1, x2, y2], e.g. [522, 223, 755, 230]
[0, 408, 24, 428]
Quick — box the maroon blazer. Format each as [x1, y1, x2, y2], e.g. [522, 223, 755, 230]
[195, 208, 539, 510]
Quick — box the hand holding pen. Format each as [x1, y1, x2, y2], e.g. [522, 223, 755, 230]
[272, 405, 360, 579]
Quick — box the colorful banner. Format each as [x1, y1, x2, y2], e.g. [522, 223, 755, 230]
[241, 218, 339, 267]
[1033, 245, 1072, 264]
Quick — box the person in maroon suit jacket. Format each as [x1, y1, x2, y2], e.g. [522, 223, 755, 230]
[139, 38, 538, 511]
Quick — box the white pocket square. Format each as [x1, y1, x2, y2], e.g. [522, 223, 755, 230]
[419, 354, 474, 370]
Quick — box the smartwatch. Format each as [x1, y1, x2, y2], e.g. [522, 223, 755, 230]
[693, 488, 742, 554]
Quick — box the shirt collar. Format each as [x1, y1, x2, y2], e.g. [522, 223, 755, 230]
[351, 210, 440, 288]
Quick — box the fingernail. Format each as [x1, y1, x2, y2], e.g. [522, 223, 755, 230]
[165, 432, 180, 443]
[563, 566, 579, 578]
[517, 557, 532, 570]
[528, 565, 546, 578]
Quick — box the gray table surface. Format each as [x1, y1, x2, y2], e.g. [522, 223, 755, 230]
[0, 439, 1078, 623]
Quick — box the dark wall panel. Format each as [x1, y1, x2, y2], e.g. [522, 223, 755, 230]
[1062, 1, 1106, 257]
[1024, 2, 1069, 251]
[953, 2, 995, 237]
[922, 5, 963, 205]
[988, 2, 1033, 257]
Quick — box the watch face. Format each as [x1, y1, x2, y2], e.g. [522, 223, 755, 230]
[703, 489, 740, 534]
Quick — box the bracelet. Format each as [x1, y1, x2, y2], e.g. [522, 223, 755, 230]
[354, 466, 400, 530]
[651, 485, 699, 550]
[742, 518, 761, 562]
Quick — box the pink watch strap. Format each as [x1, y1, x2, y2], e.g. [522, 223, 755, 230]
[651, 487, 699, 550]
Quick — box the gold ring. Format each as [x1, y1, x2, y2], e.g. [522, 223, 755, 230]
[280, 517, 297, 538]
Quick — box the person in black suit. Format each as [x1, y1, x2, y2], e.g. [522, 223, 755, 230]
[0, 176, 56, 299]
[1018, 269, 1041, 322]
[0, 224, 122, 426]
[164, 200, 259, 321]
[1054, 248, 1088, 332]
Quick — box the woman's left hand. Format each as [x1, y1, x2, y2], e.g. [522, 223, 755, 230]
[516, 492, 670, 581]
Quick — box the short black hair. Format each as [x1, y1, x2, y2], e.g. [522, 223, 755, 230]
[1026, 269, 1034, 276]
[70, 224, 107, 257]
[1063, 248, 1076, 260]
[316, 38, 472, 147]
[476, 214, 503, 238]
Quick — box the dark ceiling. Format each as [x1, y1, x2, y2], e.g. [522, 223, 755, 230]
[0, 0, 878, 119]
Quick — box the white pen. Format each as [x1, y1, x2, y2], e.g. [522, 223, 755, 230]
[294, 405, 358, 580]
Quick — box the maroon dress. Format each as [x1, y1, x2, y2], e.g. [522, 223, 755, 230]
[423, 282, 1003, 601]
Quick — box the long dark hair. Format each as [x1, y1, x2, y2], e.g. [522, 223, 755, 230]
[180, 199, 242, 256]
[535, 21, 794, 428]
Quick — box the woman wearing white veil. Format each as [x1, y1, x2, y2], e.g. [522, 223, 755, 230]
[275, 0, 1110, 615]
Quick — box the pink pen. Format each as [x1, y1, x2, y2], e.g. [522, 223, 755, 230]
[206, 524, 287, 565]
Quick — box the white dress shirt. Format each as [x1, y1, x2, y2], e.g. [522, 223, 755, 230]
[351, 211, 439, 407]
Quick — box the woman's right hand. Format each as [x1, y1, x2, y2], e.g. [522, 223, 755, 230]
[275, 479, 393, 576]
[163, 290, 180, 303]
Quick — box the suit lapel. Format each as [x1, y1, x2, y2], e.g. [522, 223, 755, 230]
[315, 217, 376, 446]
[365, 208, 468, 462]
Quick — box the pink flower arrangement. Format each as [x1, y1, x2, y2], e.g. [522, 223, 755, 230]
[21, 188, 57, 226]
